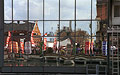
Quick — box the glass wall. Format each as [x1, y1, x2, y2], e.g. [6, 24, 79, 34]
[4, 0, 108, 69]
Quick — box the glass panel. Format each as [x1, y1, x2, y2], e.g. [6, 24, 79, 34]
[44, 21, 58, 37]
[94, 36, 107, 56]
[114, 5, 120, 17]
[43, 37, 59, 66]
[92, 21, 97, 36]
[75, 36, 90, 55]
[92, 0, 97, 19]
[59, 37, 75, 55]
[60, 21, 75, 37]
[4, 0, 12, 20]
[96, 0, 108, 20]
[13, 0, 27, 20]
[3, 0, 109, 72]
[76, 21, 91, 36]
[59, 37, 75, 66]
[4, 21, 12, 66]
[76, 0, 91, 19]
[29, 21, 43, 36]
[45, 0, 59, 20]
[29, 0, 43, 20]
[27, 37, 44, 66]
[60, 0, 75, 20]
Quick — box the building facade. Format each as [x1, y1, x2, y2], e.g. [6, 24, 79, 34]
[96, 0, 108, 43]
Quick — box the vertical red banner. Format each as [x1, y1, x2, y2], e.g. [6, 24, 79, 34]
[85, 42, 90, 54]
[90, 42, 94, 54]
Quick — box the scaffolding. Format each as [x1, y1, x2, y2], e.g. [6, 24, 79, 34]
[111, 26, 120, 75]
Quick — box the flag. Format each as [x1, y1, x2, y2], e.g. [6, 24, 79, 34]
[44, 33, 47, 36]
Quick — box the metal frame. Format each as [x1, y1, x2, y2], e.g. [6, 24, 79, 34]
[1, 0, 110, 74]
[107, 0, 112, 75]
[0, 0, 4, 72]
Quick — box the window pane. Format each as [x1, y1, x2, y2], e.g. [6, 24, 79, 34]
[92, 0, 97, 19]
[28, 37, 44, 66]
[4, 21, 12, 66]
[13, 0, 27, 20]
[92, 21, 97, 36]
[3, 0, 109, 70]
[29, 21, 43, 36]
[60, 0, 75, 20]
[4, 0, 12, 20]
[76, 21, 91, 36]
[29, 0, 43, 20]
[44, 21, 58, 37]
[114, 5, 120, 17]
[76, 0, 91, 19]
[96, 0, 108, 20]
[45, 0, 59, 20]
[43, 37, 59, 66]
[60, 21, 75, 37]
[75, 36, 89, 55]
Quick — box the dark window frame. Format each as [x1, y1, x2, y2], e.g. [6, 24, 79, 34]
[114, 5, 120, 17]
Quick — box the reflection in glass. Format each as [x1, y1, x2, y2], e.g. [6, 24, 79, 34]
[4, 0, 12, 20]
[60, 0, 75, 20]
[45, 0, 59, 20]
[3, 0, 108, 70]
[75, 36, 90, 55]
[59, 37, 75, 56]
[13, 0, 27, 20]
[29, 21, 43, 36]
[92, 0, 97, 19]
[4, 21, 12, 63]
[29, 0, 43, 20]
[44, 21, 58, 37]
[76, 21, 91, 35]
[92, 21, 97, 36]
[60, 21, 75, 37]
[43, 37, 58, 55]
[76, 0, 91, 19]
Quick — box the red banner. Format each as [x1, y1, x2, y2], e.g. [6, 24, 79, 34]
[85, 42, 90, 54]
[85, 41, 94, 55]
